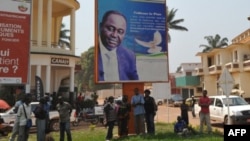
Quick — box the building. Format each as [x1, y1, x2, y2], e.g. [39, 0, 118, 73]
[0, 0, 80, 104]
[195, 28, 250, 98]
[172, 63, 202, 99]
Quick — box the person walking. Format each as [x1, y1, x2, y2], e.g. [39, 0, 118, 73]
[180, 99, 189, 125]
[103, 96, 117, 141]
[191, 96, 196, 118]
[198, 90, 212, 134]
[33, 97, 47, 141]
[56, 96, 72, 141]
[131, 88, 145, 135]
[144, 89, 157, 134]
[117, 95, 131, 137]
[17, 94, 32, 141]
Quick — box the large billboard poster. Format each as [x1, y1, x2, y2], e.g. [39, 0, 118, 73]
[95, 0, 168, 83]
[0, 0, 31, 84]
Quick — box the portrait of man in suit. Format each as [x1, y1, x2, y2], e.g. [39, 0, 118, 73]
[98, 10, 139, 82]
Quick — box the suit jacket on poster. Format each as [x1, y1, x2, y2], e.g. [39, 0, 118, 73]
[98, 45, 139, 81]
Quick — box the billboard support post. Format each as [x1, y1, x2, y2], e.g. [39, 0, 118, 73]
[122, 83, 144, 135]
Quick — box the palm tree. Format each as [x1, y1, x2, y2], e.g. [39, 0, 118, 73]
[58, 23, 70, 48]
[167, 8, 188, 43]
[199, 34, 228, 52]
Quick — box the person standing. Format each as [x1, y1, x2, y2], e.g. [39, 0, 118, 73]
[33, 97, 47, 141]
[9, 95, 24, 141]
[103, 96, 117, 141]
[131, 88, 145, 135]
[56, 96, 72, 141]
[198, 90, 212, 133]
[98, 10, 139, 81]
[144, 89, 157, 134]
[180, 99, 189, 125]
[191, 96, 196, 118]
[44, 95, 51, 132]
[117, 95, 131, 137]
[17, 94, 32, 141]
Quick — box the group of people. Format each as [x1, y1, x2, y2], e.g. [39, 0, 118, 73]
[103, 87, 158, 141]
[8, 94, 73, 141]
[174, 90, 212, 136]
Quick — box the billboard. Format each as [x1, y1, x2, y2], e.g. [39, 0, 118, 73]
[95, 0, 168, 83]
[0, 0, 31, 84]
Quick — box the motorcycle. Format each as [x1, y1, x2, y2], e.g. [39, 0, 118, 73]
[72, 108, 100, 126]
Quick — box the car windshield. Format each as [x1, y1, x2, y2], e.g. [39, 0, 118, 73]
[222, 97, 249, 106]
[171, 95, 183, 101]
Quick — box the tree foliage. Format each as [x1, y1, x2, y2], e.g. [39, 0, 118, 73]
[59, 23, 70, 48]
[199, 34, 228, 52]
[77, 47, 113, 92]
[167, 8, 188, 43]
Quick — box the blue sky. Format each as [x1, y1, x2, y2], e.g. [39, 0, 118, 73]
[63, 0, 250, 72]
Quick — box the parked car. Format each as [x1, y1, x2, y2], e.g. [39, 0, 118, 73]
[168, 94, 183, 107]
[0, 102, 76, 131]
[194, 95, 250, 125]
[185, 97, 200, 111]
[0, 117, 12, 136]
[155, 99, 165, 105]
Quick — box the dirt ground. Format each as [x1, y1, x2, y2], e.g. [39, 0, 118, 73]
[155, 104, 224, 133]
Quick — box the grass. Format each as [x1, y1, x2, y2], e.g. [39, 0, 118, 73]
[1, 122, 224, 141]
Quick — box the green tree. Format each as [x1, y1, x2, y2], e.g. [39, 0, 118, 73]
[78, 47, 113, 92]
[58, 23, 70, 48]
[167, 8, 188, 43]
[199, 34, 228, 52]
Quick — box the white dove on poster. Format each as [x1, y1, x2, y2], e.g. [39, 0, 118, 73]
[135, 30, 162, 54]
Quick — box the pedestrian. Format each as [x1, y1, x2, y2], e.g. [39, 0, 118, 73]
[191, 96, 196, 118]
[33, 97, 47, 141]
[174, 116, 188, 136]
[131, 88, 145, 135]
[9, 95, 24, 141]
[144, 89, 157, 134]
[56, 96, 72, 141]
[17, 94, 32, 141]
[180, 99, 189, 125]
[44, 94, 51, 132]
[103, 96, 117, 141]
[198, 90, 212, 134]
[117, 95, 131, 137]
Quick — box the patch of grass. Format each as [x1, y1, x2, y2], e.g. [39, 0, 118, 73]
[1, 122, 223, 141]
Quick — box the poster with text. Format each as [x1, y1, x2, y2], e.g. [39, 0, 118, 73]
[0, 0, 31, 84]
[95, 0, 168, 83]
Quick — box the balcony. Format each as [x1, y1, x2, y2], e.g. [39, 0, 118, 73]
[225, 62, 239, 72]
[30, 40, 75, 56]
[195, 67, 204, 76]
[208, 65, 222, 74]
[243, 60, 250, 71]
[175, 76, 200, 87]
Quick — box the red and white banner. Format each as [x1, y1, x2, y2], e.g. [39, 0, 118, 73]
[0, 0, 31, 84]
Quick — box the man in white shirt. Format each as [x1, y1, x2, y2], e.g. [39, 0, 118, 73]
[17, 94, 32, 141]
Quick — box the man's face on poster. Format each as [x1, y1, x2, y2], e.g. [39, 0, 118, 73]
[100, 13, 127, 49]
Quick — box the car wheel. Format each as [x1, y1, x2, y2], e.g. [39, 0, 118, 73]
[224, 116, 229, 125]
[50, 120, 59, 131]
[90, 117, 99, 125]
[158, 101, 163, 105]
